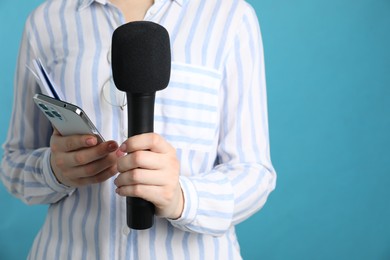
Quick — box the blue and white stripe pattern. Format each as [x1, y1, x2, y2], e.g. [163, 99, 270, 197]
[1, 0, 276, 259]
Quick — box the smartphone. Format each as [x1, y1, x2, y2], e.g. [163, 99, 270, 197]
[33, 93, 105, 143]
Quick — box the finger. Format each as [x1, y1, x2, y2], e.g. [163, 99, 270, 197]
[116, 183, 184, 218]
[116, 184, 160, 202]
[115, 184, 180, 211]
[119, 133, 174, 154]
[61, 141, 119, 167]
[115, 168, 166, 187]
[78, 164, 118, 186]
[51, 132, 99, 153]
[116, 150, 166, 173]
[62, 151, 118, 181]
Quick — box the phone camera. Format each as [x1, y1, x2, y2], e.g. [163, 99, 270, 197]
[38, 103, 49, 110]
[52, 111, 61, 117]
[51, 110, 62, 120]
[44, 111, 55, 118]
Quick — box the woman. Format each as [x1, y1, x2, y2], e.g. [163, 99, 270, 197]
[1, 0, 276, 259]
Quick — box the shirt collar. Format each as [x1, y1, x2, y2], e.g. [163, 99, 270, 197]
[77, 0, 106, 11]
[77, 0, 187, 10]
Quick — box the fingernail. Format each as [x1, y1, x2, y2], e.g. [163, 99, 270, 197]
[108, 142, 118, 151]
[119, 143, 127, 152]
[86, 138, 97, 146]
[116, 149, 125, 157]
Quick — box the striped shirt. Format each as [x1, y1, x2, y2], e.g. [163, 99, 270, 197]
[1, 0, 276, 259]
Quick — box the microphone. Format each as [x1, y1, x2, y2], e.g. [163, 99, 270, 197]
[111, 21, 171, 230]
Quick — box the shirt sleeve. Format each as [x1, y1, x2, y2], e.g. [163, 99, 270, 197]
[169, 4, 277, 236]
[0, 19, 75, 205]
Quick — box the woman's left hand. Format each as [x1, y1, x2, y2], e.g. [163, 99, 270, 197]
[115, 133, 184, 219]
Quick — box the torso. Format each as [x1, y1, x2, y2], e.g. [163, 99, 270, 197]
[25, 0, 248, 258]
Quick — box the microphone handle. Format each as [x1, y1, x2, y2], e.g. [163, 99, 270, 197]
[126, 92, 156, 230]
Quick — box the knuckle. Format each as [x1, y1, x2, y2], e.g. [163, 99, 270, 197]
[165, 157, 179, 174]
[150, 133, 161, 147]
[132, 186, 142, 197]
[54, 157, 65, 169]
[131, 169, 142, 183]
[84, 165, 96, 177]
[65, 138, 75, 151]
[74, 153, 86, 165]
[170, 157, 179, 169]
[117, 157, 127, 173]
[50, 143, 59, 153]
[132, 151, 143, 165]
[164, 189, 174, 200]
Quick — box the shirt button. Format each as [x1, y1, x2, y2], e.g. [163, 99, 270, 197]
[149, 8, 156, 15]
[122, 226, 130, 236]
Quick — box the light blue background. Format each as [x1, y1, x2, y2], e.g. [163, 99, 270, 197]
[1, 0, 389, 259]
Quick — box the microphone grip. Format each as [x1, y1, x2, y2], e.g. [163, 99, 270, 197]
[126, 93, 156, 230]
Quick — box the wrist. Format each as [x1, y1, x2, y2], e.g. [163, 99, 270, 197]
[43, 148, 75, 193]
[168, 186, 184, 220]
[49, 152, 71, 188]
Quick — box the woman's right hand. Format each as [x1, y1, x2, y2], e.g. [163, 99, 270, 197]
[50, 128, 121, 187]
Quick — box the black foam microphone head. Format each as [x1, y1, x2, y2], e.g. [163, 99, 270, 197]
[111, 21, 171, 94]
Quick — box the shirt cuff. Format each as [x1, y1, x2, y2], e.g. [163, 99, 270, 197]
[41, 148, 75, 194]
[168, 176, 198, 227]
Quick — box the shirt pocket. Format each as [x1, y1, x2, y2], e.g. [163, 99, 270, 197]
[155, 62, 223, 151]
